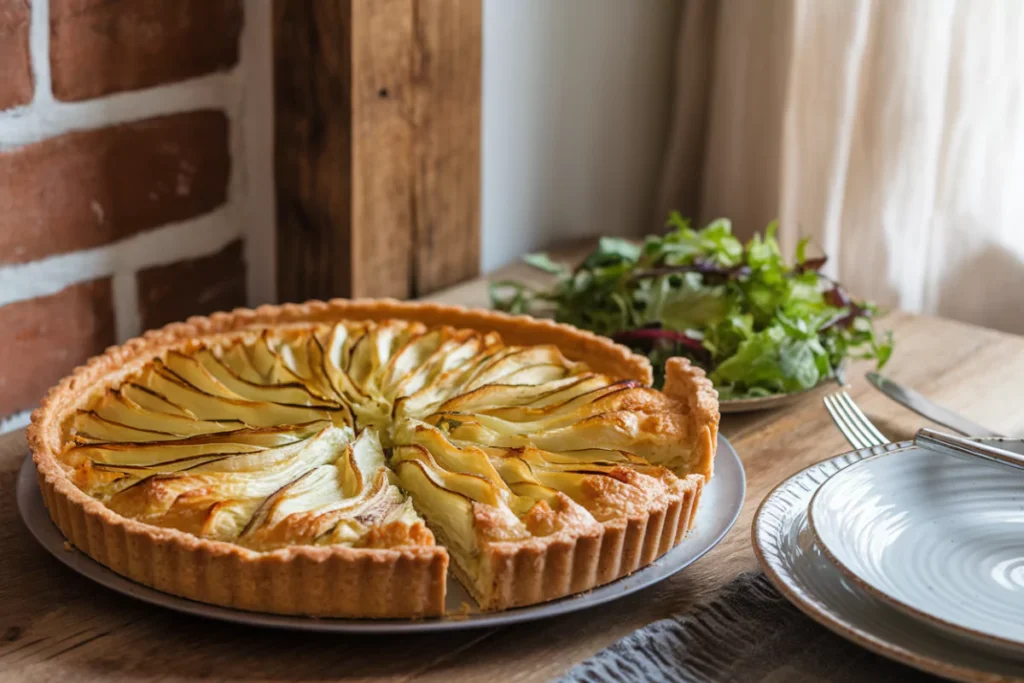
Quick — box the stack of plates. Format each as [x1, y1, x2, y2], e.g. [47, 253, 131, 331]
[753, 437, 1024, 681]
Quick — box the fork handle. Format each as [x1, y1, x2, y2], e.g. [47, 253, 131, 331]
[915, 428, 1024, 472]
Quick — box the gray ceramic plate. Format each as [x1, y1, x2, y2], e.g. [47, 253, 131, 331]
[18, 436, 744, 634]
[720, 368, 844, 414]
[753, 439, 1024, 682]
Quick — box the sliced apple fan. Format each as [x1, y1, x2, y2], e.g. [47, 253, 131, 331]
[61, 320, 706, 606]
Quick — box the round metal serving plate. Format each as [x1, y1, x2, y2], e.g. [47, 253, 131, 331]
[752, 438, 1024, 682]
[18, 436, 744, 634]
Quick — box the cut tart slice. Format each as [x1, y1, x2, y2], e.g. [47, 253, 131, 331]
[390, 421, 702, 609]
[29, 299, 718, 618]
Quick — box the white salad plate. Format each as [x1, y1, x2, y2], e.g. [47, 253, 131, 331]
[808, 443, 1024, 658]
[753, 440, 1024, 682]
[17, 436, 744, 634]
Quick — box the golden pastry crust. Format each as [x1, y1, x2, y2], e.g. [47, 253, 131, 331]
[473, 473, 704, 611]
[29, 299, 717, 618]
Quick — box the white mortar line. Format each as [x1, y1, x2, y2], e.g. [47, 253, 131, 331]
[0, 71, 242, 151]
[27, 0, 52, 105]
[1, 410, 31, 434]
[239, 0, 277, 306]
[0, 209, 243, 307]
[111, 272, 141, 342]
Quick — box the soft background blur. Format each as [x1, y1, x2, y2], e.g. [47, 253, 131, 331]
[485, 0, 1024, 338]
[0, 0, 1021, 428]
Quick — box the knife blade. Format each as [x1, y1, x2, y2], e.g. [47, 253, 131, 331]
[866, 372, 1002, 437]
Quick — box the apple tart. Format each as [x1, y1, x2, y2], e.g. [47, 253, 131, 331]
[29, 300, 718, 618]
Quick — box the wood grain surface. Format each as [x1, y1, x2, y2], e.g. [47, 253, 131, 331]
[274, 0, 481, 302]
[3, 257, 1024, 681]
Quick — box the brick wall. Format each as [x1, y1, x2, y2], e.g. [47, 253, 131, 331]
[0, 0, 275, 429]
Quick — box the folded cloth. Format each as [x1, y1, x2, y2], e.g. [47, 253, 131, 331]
[559, 572, 938, 683]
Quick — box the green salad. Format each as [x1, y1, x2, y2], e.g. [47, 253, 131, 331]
[490, 214, 893, 399]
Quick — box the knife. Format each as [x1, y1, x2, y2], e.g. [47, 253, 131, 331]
[915, 428, 1024, 471]
[866, 372, 1003, 437]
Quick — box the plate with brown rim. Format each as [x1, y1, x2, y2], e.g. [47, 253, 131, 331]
[753, 439, 1024, 682]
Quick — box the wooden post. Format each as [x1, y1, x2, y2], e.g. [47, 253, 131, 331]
[274, 0, 481, 302]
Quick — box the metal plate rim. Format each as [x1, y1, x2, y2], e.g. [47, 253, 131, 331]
[18, 436, 744, 634]
[720, 377, 842, 413]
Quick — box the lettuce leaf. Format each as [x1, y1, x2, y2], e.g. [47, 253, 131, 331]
[490, 216, 893, 398]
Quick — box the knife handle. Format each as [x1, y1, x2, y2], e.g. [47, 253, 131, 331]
[915, 428, 1024, 472]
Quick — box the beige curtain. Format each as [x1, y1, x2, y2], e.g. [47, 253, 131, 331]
[657, 0, 1024, 334]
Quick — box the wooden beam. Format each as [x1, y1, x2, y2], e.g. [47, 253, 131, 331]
[274, 0, 481, 303]
[409, 0, 482, 295]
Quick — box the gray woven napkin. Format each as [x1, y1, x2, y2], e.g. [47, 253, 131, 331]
[560, 572, 939, 683]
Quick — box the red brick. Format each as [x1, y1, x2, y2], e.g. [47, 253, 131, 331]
[0, 110, 230, 265]
[50, 0, 242, 101]
[0, 279, 115, 416]
[137, 239, 247, 331]
[0, 0, 33, 109]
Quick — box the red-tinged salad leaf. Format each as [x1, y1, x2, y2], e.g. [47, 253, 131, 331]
[490, 214, 894, 398]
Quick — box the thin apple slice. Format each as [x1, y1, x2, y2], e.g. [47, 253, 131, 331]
[486, 363, 571, 388]
[69, 423, 322, 466]
[523, 375, 618, 408]
[378, 329, 445, 399]
[236, 428, 415, 549]
[346, 327, 387, 392]
[218, 342, 265, 384]
[93, 389, 244, 436]
[336, 428, 386, 496]
[390, 332, 494, 403]
[192, 348, 337, 407]
[523, 447, 643, 467]
[389, 456, 479, 556]
[273, 332, 314, 379]
[462, 346, 580, 390]
[427, 414, 533, 449]
[456, 346, 522, 388]
[120, 383, 194, 418]
[301, 333, 342, 401]
[391, 444, 505, 508]
[71, 410, 177, 444]
[242, 470, 400, 549]
[481, 381, 639, 421]
[202, 500, 257, 541]
[184, 429, 344, 474]
[106, 425, 350, 536]
[245, 331, 280, 380]
[392, 346, 502, 420]
[70, 441, 265, 467]
[433, 401, 605, 436]
[91, 453, 233, 475]
[321, 324, 370, 403]
[273, 334, 339, 402]
[436, 374, 602, 414]
[401, 422, 512, 498]
[159, 352, 246, 400]
[264, 332, 332, 389]
[239, 467, 320, 538]
[489, 456, 561, 506]
[137, 365, 334, 427]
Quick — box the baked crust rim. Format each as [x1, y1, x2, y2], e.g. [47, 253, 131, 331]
[28, 298, 715, 617]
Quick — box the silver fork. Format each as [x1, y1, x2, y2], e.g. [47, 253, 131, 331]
[823, 391, 888, 449]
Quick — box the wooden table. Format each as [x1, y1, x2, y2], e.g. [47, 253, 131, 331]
[4, 259, 1024, 682]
